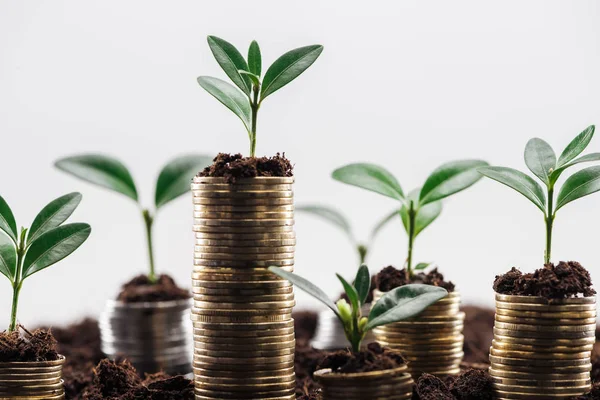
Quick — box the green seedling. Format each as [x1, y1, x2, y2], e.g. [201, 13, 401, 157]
[0, 193, 91, 331]
[197, 36, 323, 157]
[269, 265, 447, 352]
[479, 125, 600, 264]
[55, 154, 212, 282]
[332, 160, 488, 279]
[297, 205, 400, 264]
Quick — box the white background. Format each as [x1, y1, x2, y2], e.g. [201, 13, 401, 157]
[1, 0, 599, 327]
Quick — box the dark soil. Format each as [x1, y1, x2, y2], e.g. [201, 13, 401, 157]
[198, 153, 293, 183]
[296, 393, 320, 400]
[592, 328, 600, 384]
[0, 326, 59, 362]
[295, 344, 327, 397]
[493, 262, 596, 299]
[415, 369, 494, 400]
[317, 342, 405, 374]
[416, 374, 454, 400]
[375, 266, 455, 292]
[461, 306, 495, 364]
[294, 311, 319, 344]
[117, 274, 190, 303]
[570, 383, 600, 399]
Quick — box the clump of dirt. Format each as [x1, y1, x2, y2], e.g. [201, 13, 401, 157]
[294, 311, 319, 344]
[416, 374, 454, 400]
[117, 274, 190, 303]
[493, 262, 596, 299]
[450, 369, 494, 399]
[198, 153, 293, 182]
[375, 266, 455, 292]
[461, 306, 495, 364]
[297, 393, 320, 400]
[0, 326, 59, 362]
[317, 342, 405, 373]
[592, 329, 600, 384]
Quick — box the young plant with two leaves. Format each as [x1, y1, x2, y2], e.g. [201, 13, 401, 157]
[332, 160, 488, 280]
[55, 154, 212, 283]
[197, 36, 323, 157]
[0, 193, 91, 331]
[269, 265, 447, 352]
[478, 125, 600, 264]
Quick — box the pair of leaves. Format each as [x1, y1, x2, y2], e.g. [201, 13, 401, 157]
[55, 154, 212, 210]
[336, 265, 371, 315]
[399, 189, 443, 238]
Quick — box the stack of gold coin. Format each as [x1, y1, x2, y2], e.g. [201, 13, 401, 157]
[489, 293, 596, 399]
[371, 289, 464, 378]
[190, 176, 296, 400]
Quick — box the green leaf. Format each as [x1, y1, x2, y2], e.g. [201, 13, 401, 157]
[557, 125, 595, 167]
[55, 155, 138, 201]
[23, 223, 91, 279]
[248, 40, 262, 77]
[207, 36, 251, 95]
[549, 153, 600, 186]
[354, 265, 370, 306]
[0, 234, 16, 281]
[556, 165, 600, 211]
[414, 262, 431, 271]
[239, 70, 260, 86]
[197, 76, 252, 132]
[337, 273, 360, 313]
[296, 205, 353, 240]
[0, 195, 17, 243]
[524, 138, 556, 185]
[260, 45, 323, 101]
[370, 209, 400, 241]
[28, 192, 82, 245]
[419, 160, 488, 206]
[365, 284, 448, 331]
[155, 154, 213, 209]
[268, 266, 340, 318]
[400, 189, 442, 237]
[478, 166, 546, 213]
[332, 163, 405, 201]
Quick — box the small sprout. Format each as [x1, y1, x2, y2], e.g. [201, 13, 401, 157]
[55, 154, 212, 282]
[331, 160, 488, 278]
[0, 193, 91, 332]
[197, 36, 324, 157]
[478, 125, 600, 264]
[269, 265, 447, 353]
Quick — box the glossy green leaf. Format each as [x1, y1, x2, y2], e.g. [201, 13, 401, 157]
[269, 266, 340, 318]
[248, 40, 262, 77]
[365, 284, 447, 331]
[556, 165, 600, 211]
[419, 160, 488, 206]
[337, 273, 360, 314]
[197, 76, 252, 132]
[400, 189, 442, 237]
[332, 163, 404, 201]
[369, 209, 400, 241]
[260, 45, 323, 101]
[23, 223, 91, 279]
[207, 36, 251, 95]
[155, 154, 213, 209]
[296, 205, 353, 240]
[557, 125, 595, 167]
[0, 234, 16, 281]
[549, 153, 600, 186]
[414, 262, 431, 271]
[55, 155, 138, 201]
[0, 195, 17, 243]
[28, 192, 82, 245]
[239, 70, 260, 86]
[478, 166, 546, 213]
[354, 265, 370, 306]
[524, 138, 556, 185]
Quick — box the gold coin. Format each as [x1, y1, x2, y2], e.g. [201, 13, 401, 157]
[493, 327, 595, 339]
[193, 189, 293, 198]
[495, 301, 596, 312]
[193, 260, 294, 269]
[193, 204, 295, 213]
[193, 210, 295, 220]
[490, 361, 591, 374]
[376, 334, 464, 347]
[488, 367, 591, 381]
[194, 238, 297, 248]
[192, 265, 292, 274]
[193, 327, 295, 339]
[193, 300, 296, 310]
[192, 319, 294, 331]
[192, 183, 293, 191]
[193, 225, 294, 234]
[492, 382, 590, 395]
[194, 353, 294, 365]
[193, 365, 295, 378]
[193, 252, 295, 261]
[193, 346, 295, 358]
[194, 334, 295, 345]
[192, 176, 295, 184]
[192, 306, 293, 315]
[191, 271, 293, 283]
[493, 333, 596, 347]
[495, 308, 597, 320]
[491, 340, 593, 353]
[193, 293, 295, 303]
[193, 387, 296, 399]
[194, 245, 295, 254]
[193, 219, 295, 228]
[490, 347, 591, 360]
[194, 231, 295, 240]
[495, 314, 596, 326]
[192, 373, 295, 385]
[489, 355, 591, 367]
[194, 381, 296, 393]
[191, 279, 290, 289]
[373, 327, 463, 339]
[493, 391, 589, 400]
[392, 348, 464, 357]
[405, 312, 466, 323]
[494, 321, 596, 333]
[495, 294, 596, 305]
[379, 342, 464, 353]
[491, 375, 591, 388]
[193, 197, 294, 206]
[191, 313, 292, 323]
[192, 286, 293, 296]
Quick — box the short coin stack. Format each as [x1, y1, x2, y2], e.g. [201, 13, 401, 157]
[191, 176, 296, 400]
[372, 289, 464, 378]
[0, 356, 65, 399]
[489, 293, 596, 399]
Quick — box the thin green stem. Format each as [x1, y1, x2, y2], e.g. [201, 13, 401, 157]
[9, 229, 27, 332]
[545, 187, 554, 265]
[406, 201, 416, 279]
[142, 209, 156, 283]
[250, 85, 259, 157]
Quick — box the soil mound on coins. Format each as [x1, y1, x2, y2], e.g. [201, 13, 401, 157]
[198, 153, 293, 182]
[416, 369, 494, 400]
[0, 327, 59, 362]
[117, 274, 190, 303]
[375, 266, 455, 292]
[316, 342, 405, 373]
[493, 262, 596, 298]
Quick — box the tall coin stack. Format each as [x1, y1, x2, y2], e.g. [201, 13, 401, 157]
[489, 293, 596, 399]
[372, 289, 464, 378]
[191, 176, 296, 400]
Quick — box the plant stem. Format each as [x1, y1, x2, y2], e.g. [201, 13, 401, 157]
[250, 85, 259, 157]
[406, 201, 416, 280]
[8, 229, 27, 332]
[545, 187, 554, 265]
[142, 209, 157, 283]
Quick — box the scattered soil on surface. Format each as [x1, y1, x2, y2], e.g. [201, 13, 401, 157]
[117, 274, 190, 303]
[375, 266, 455, 292]
[295, 343, 327, 397]
[296, 393, 320, 400]
[317, 342, 405, 373]
[493, 262, 596, 299]
[461, 306, 495, 364]
[198, 153, 293, 182]
[570, 382, 600, 399]
[294, 311, 319, 344]
[449, 369, 494, 399]
[0, 326, 59, 362]
[416, 374, 454, 400]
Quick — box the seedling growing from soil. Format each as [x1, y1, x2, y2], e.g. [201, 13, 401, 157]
[269, 265, 447, 352]
[55, 154, 212, 282]
[479, 125, 600, 264]
[297, 205, 400, 264]
[0, 193, 91, 332]
[332, 160, 488, 279]
[197, 36, 323, 157]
